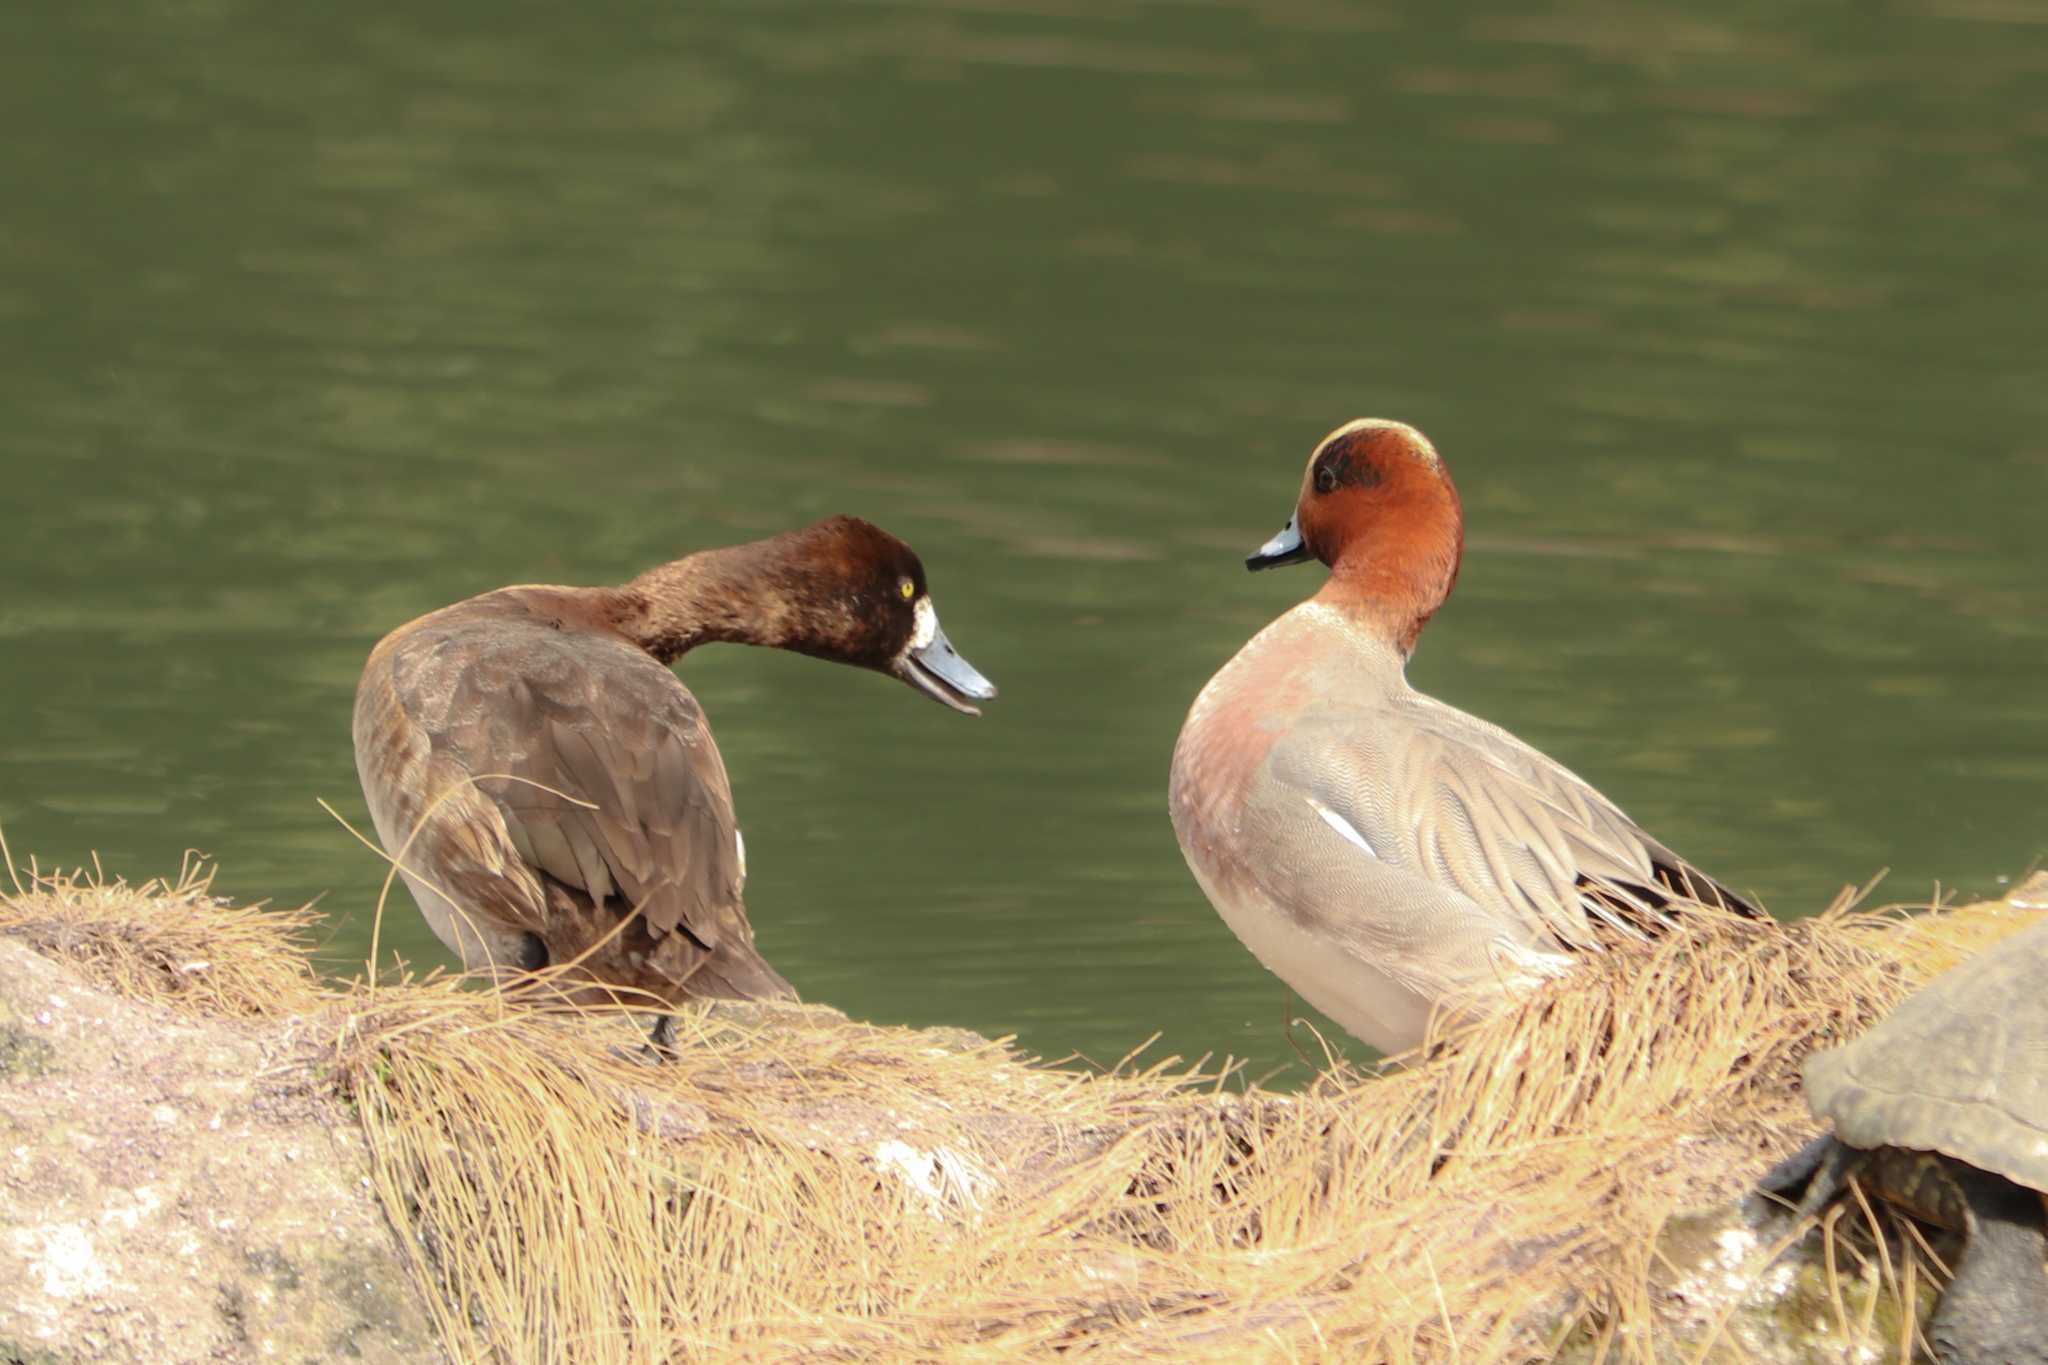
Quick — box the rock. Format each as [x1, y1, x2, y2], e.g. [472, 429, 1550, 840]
[1622, 1191, 1940, 1363]
[0, 939, 439, 1364]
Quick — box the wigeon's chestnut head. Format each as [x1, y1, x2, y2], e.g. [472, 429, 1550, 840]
[1172, 418, 1757, 1055]
[353, 514, 994, 1049]
[1246, 419, 1464, 656]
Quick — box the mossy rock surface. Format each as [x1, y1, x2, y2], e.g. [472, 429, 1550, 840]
[0, 938, 439, 1364]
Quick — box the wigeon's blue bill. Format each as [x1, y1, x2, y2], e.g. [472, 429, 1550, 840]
[1246, 514, 1311, 571]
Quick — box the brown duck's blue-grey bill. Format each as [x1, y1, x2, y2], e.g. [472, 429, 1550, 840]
[899, 619, 997, 715]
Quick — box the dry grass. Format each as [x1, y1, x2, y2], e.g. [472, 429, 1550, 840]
[4, 848, 2042, 1363]
[0, 841, 320, 1018]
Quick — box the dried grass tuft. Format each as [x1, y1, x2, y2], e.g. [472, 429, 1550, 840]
[6, 840, 2041, 1363]
[0, 840, 320, 1018]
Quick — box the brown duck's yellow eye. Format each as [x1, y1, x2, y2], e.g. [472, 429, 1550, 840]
[898, 578, 916, 600]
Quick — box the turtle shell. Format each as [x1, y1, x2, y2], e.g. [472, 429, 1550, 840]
[1802, 913, 2048, 1194]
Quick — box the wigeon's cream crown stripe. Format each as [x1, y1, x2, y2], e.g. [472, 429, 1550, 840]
[1313, 417, 1441, 468]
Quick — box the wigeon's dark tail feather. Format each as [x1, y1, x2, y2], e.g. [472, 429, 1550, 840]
[1650, 858, 1765, 920]
[1577, 861, 1765, 941]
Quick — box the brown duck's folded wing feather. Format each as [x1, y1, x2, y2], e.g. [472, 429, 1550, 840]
[354, 641, 554, 941]
[382, 616, 790, 1000]
[1391, 695, 1758, 947]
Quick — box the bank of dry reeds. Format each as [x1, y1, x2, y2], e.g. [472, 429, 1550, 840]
[4, 851, 2040, 1363]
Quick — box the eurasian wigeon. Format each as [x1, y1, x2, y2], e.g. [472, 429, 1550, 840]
[1169, 419, 1755, 1054]
[353, 516, 996, 1035]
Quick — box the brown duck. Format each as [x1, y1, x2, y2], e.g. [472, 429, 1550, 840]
[353, 515, 995, 1020]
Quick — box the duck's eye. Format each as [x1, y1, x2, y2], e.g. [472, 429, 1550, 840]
[898, 578, 916, 601]
[1314, 464, 1339, 494]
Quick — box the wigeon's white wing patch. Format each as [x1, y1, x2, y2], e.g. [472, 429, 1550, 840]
[1307, 796, 1377, 858]
[735, 828, 747, 882]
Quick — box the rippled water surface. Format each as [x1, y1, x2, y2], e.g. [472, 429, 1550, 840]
[4, 1, 2045, 1076]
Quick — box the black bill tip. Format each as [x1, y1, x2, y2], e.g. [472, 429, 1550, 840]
[1246, 516, 1312, 571]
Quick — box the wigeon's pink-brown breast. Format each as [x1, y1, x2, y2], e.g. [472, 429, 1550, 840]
[1169, 613, 1329, 899]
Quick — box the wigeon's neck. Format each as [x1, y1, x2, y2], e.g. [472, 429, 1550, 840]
[1313, 514, 1463, 657]
[609, 541, 803, 664]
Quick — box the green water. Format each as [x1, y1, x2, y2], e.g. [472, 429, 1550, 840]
[3, 1, 2044, 1078]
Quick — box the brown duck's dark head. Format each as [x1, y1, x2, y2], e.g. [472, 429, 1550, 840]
[753, 515, 998, 715]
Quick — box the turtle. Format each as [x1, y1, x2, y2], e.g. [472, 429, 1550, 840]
[1767, 910, 2048, 1364]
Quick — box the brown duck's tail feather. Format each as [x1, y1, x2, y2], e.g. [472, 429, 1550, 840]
[689, 945, 800, 1003]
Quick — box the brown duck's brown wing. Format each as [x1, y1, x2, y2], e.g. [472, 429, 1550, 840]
[380, 612, 794, 1001]
[354, 643, 556, 962]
